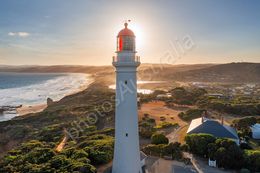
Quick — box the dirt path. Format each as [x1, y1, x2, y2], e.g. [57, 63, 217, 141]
[167, 125, 189, 144]
[56, 134, 68, 152]
[97, 161, 112, 173]
[187, 153, 232, 173]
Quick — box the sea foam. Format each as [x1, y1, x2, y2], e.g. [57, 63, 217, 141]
[0, 73, 92, 107]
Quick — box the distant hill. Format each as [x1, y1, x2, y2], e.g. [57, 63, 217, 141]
[0, 62, 259, 83]
[170, 62, 260, 83]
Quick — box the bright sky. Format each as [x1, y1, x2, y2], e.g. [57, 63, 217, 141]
[0, 0, 260, 65]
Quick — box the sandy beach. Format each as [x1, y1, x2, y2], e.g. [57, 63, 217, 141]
[16, 104, 47, 116]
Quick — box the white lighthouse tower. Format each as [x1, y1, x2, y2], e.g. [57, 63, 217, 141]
[112, 22, 142, 173]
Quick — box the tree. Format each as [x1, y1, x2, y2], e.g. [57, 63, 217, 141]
[178, 109, 205, 122]
[214, 147, 228, 168]
[207, 143, 217, 160]
[185, 134, 216, 157]
[232, 117, 257, 137]
[164, 142, 183, 160]
[244, 150, 260, 172]
[214, 139, 244, 169]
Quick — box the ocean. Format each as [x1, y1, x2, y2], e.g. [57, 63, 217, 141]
[0, 72, 92, 122]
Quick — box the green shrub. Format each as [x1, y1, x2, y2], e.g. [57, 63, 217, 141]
[139, 118, 156, 138]
[164, 142, 183, 160]
[50, 155, 70, 169]
[88, 149, 112, 165]
[71, 150, 89, 160]
[25, 147, 55, 164]
[151, 133, 169, 145]
[178, 109, 205, 122]
[215, 139, 244, 169]
[143, 142, 183, 160]
[69, 161, 96, 173]
[155, 122, 179, 129]
[185, 134, 246, 170]
[240, 168, 250, 173]
[180, 144, 189, 152]
[143, 144, 167, 156]
[139, 128, 155, 138]
[185, 133, 216, 156]
[244, 150, 260, 172]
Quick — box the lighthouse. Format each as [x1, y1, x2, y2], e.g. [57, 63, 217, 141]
[112, 22, 142, 173]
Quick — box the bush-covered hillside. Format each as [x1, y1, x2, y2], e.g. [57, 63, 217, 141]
[0, 83, 116, 172]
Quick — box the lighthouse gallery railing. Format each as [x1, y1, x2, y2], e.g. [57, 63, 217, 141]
[112, 56, 140, 63]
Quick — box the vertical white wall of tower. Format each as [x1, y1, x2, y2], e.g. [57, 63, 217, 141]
[112, 65, 141, 173]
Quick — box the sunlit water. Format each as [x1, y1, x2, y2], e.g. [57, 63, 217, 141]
[109, 81, 165, 94]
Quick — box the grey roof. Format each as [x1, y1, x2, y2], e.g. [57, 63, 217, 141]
[187, 117, 239, 140]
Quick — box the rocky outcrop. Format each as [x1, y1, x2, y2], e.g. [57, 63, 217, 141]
[0, 105, 21, 114]
[47, 98, 54, 106]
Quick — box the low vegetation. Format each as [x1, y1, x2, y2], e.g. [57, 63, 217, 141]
[185, 133, 260, 172]
[151, 133, 169, 145]
[0, 83, 116, 172]
[143, 142, 183, 160]
[178, 109, 205, 122]
[155, 121, 179, 129]
[0, 133, 114, 173]
[197, 95, 260, 116]
[139, 116, 156, 138]
[169, 87, 207, 105]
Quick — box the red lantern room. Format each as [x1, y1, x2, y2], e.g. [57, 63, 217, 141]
[117, 22, 136, 52]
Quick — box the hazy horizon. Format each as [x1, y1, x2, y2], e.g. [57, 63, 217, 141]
[1, 0, 260, 66]
[1, 61, 260, 67]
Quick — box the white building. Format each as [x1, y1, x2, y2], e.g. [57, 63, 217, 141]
[156, 93, 172, 99]
[112, 22, 142, 173]
[251, 123, 260, 139]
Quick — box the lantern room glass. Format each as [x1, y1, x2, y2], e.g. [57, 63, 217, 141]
[117, 36, 135, 52]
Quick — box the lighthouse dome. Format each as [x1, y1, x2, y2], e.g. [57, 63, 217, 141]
[117, 23, 135, 37]
[117, 22, 136, 52]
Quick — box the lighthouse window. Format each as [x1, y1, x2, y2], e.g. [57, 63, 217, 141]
[125, 133, 128, 137]
[117, 36, 135, 51]
[125, 80, 127, 85]
[123, 36, 134, 51]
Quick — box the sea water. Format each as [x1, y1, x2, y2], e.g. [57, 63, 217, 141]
[0, 72, 92, 121]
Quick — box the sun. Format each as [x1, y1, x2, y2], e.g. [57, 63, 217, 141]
[129, 23, 144, 50]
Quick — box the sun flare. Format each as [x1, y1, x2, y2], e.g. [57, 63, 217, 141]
[130, 23, 144, 50]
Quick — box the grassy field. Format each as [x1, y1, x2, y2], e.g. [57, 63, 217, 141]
[138, 101, 188, 127]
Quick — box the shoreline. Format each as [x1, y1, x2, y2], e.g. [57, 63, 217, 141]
[0, 73, 93, 120]
[16, 104, 47, 116]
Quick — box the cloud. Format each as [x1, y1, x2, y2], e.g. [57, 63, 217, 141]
[8, 32, 16, 36]
[8, 32, 30, 37]
[18, 32, 30, 37]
